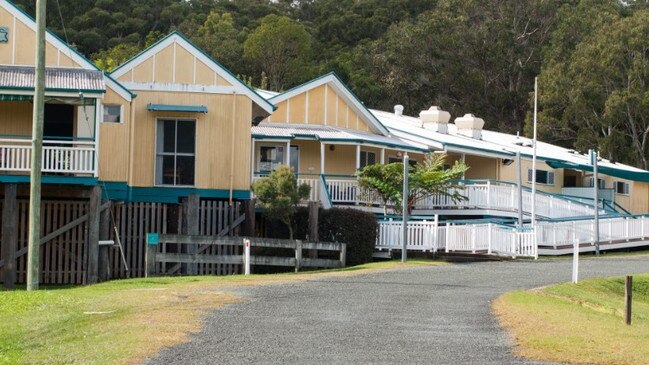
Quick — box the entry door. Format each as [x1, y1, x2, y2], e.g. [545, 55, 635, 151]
[44, 104, 74, 139]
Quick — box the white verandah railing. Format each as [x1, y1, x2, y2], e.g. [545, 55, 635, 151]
[0, 138, 97, 175]
[535, 215, 649, 249]
[376, 218, 538, 258]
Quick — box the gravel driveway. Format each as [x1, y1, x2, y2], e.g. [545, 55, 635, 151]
[146, 255, 649, 365]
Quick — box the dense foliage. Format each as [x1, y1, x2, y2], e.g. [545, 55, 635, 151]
[319, 208, 377, 266]
[14, 0, 649, 168]
[251, 165, 310, 240]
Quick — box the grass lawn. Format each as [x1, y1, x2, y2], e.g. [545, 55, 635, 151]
[494, 274, 649, 365]
[0, 259, 441, 365]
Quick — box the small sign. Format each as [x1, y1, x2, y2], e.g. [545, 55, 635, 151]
[0, 27, 8, 43]
[243, 238, 251, 248]
[146, 233, 159, 245]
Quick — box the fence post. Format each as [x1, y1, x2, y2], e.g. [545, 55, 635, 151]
[609, 219, 613, 243]
[642, 217, 645, 240]
[626, 218, 630, 242]
[471, 226, 476, 253]
[145, 233, 159, 277]
[308, 201, 319, 260]
[511, 230, 516, 259]
[1, 183, 18, 289]
[243, 199, 256, 237]
[487, 223, 492, 255]
[445, 223, 451, 253]
[339, 243, 347, 267]
[625, 275, 632, 325]
[98, 199, 111, 281]
[433, 215, 439, 252]
[87, 185, 102, 284]
[295, 240, 302, 272]
[243, 238, 251, 275]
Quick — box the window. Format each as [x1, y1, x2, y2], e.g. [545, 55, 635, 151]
[258, 145, 285, 173]
[155, 119, 196, 186]
[588, 178, 606, 189]
[289, 145, 299, 173]
[615, 181, 630, 195]
[527, 169, 555, 185]
[103, 104, 122, 123]
[359, 151, 376, 169]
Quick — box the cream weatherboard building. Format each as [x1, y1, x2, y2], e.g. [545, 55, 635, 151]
[2, 0, 649, 286]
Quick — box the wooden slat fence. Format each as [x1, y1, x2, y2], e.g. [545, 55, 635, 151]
[146, 235, 346, 276]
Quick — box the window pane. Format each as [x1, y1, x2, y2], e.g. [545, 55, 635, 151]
[177, 156, 195, 185]
[162, 120, 176, 153]
[290, 146, 299, 172]
[103, 105, 121, 123]
[367, 152, 376, 165]
[176, 121, 195, 153]
[161, 155, 175, 185]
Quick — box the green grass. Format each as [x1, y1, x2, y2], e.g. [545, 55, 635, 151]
[494, 274, 649, 365]
[0, 259, 442, 365]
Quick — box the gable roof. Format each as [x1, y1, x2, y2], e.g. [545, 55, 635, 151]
[110, 31, 275, 114]
[0, 0, 134, 101]
[266, 72, 391, 136]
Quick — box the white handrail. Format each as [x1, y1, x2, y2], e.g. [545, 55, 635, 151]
[0, 138, 95, 146]
[0, 143, 96, 174]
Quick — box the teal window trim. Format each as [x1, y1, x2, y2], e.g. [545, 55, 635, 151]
[147, 103, 208, 113]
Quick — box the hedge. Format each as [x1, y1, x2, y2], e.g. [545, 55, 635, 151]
[260, 207, 377, 266]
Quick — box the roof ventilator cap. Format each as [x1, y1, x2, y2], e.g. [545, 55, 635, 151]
[454, 113, 485, 139]
[419, 106, 451, 134]
[394, 104, 404, 116]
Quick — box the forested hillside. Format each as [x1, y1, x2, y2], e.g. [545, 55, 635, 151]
[12, 0, 649, 168]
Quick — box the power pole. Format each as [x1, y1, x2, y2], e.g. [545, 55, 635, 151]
[26, 0, 47, 291]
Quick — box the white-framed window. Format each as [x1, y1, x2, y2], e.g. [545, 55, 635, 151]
[289, 145, 299, 173]
[359, 151, 376, 169]
[258, 144, 285, 173]
[527, 169, 555, 185]
[588, 177, 606, 189]
[102, 104, 123, 123]
[614, 181, 630, 195]
[155, 118, 196, 186]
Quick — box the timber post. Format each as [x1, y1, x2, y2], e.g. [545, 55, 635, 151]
[183, 194, 200, 275]
[1, 184, 18, 289]
[308, 201, 319, 259]
[295, 240, 302, 272]
[98, 199, 111, 281]
[625, 275, 632, 325]
[244, 199, 256, 237]
[340, 243, 347, 267]
[86, 185, 101, 284]
[145, 233, 159, 277]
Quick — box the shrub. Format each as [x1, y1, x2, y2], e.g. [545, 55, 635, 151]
[319, 208, 377, 266]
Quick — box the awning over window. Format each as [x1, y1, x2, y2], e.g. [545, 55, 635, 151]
[0, 94, 32, 101]
[146, 103, 208, 113]
[545, 160, 649, 183]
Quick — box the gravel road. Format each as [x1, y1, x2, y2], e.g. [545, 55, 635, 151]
[146, 255, 649, 365]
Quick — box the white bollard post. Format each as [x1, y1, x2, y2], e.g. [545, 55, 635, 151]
[243, 238, 251, 275]
[572, 238, 579, 284]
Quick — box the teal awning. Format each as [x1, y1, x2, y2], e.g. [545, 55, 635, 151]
[147, 103, 207, 113]
[546, 159, 649, 183]
[0, 94, 32, 101]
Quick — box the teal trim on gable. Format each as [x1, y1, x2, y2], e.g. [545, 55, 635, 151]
[0, 174, 98, 185]
[545, 160, 649, 183]
[103, 72, 137, 98]
[99, 182, 251, 203]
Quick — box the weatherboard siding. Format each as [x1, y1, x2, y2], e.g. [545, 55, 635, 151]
[98, 89, 130, 182]
[267, 84, 370, 133]
[129, 91, 252, 191]
[0, 100, 32, 135]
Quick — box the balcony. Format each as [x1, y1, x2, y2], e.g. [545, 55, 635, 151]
[252, 175, 605, 219]
[0, 137, 97, 176]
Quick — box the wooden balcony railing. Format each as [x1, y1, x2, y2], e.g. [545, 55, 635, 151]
[0, 138, 97, 176]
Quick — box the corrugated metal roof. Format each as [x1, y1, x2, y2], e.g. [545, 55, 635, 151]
[0, 65, 105, 92]
[252, 123, 428, 151]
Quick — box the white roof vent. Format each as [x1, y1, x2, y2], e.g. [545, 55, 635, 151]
[419, 106, 451, 134]
[394, 104, 404, 116]
[454, 113, 485, 139]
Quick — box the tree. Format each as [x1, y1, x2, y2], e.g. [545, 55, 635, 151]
[252, 165, 310, 240]
[193, 12, 245, 72]
[357, 153, 468, 215]
[532, 5, 649, 168]
[243, 14, 313, 91]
